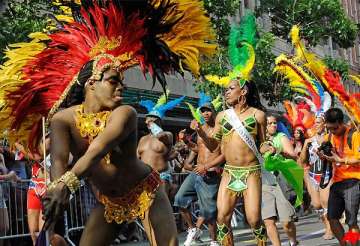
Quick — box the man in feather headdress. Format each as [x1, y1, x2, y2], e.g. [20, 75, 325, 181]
[0, 0, 216, 245]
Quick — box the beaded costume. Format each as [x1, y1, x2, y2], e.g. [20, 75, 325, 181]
[75, 104, 161, 223]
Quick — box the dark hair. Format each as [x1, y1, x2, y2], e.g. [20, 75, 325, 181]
[245, 81, 265, 111]
[61, 60, 95, 108]
[324, 108, 344, 124]
[294, 128, 306, 145]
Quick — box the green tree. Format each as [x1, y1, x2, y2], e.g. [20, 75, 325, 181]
[0, 0, 52, 63]
[256, 0, 358, 48]
[323, 56, 350, 81]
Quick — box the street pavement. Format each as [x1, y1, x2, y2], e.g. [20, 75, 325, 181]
[120, 213, 343, 246]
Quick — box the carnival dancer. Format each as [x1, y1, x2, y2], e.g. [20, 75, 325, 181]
[0, 1, 216, 245]
[175, 93, 224, 246]
[199, 13, 267, 246]
[260, 116, 299, 246]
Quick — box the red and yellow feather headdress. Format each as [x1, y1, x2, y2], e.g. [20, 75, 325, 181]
[0, 0, 217, 151]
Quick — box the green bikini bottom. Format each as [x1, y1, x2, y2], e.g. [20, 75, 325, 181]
[223, 164, 261, 195]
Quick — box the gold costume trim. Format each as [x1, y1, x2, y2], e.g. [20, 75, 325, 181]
[98, 170, 161, 224]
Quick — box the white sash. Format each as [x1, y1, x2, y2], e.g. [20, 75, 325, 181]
[225, 108, 277, 185]
[225, 108, 264, 164]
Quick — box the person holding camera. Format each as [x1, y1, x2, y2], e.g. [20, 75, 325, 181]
[319, 108, 360, 246]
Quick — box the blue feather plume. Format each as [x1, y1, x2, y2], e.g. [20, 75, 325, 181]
[139, 100, 155, 113]
[277, 121, 291, 139]
[198, 92, 211, 108]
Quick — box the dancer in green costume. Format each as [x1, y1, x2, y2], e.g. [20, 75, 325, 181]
[260, 116, 301, 246]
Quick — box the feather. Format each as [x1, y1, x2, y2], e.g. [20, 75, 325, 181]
[198, 92, 211, 108]
[295, 96, 317, 114]
[205, 75, 231, 87]
[277, 121, 291, 139]
[350, 75, 360, 86]
[186, 102, 204, 124]
[139, 100, 156, 113]
[155, 90, 170, 108]
[157, 96, 185, 117]
[321, 92, 332, 113]
[211, 94, 223, 111]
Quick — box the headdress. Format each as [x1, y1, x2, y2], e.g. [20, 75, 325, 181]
[139, 90, 185, 119]
[0, 0, 216, 150]
[186, 92, 222, 124]
[283, 100, 315, 133]
[286, 25, 360, 124]
[274, 54, 331, 118]
[205, 12, 257, 88]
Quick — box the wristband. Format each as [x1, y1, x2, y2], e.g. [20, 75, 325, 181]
[48, 171, 81, 194]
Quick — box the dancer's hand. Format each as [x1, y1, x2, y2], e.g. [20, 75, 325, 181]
[319, 150, 343, 163]
[190, 120, 199, 131]
[42, 182, 70, 230]
[194, 164, 207, 176]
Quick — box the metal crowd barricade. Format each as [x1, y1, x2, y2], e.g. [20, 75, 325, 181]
[0, 179, 30, 241]
[64, 182, 97, 246]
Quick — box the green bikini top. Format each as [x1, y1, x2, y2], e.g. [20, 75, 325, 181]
[214, 110, 258, 141]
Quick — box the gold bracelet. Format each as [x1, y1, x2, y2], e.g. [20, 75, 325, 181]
[60, 171, 81, 194]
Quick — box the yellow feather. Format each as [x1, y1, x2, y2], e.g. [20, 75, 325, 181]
[350, 75, 360, 86]
[159, 0, 217, 77]
[205, 75, 231, 87]
[0, 33, 48, 146]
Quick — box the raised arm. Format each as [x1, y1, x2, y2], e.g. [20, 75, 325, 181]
[298, 139, 310, 167]
[280, 135, 298, 160]
[192, 112, 224, 152]
[71, 105, 136, 178]
[156, 131, 173, 153]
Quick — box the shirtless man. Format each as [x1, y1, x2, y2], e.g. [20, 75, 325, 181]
[43, 62, 178, 246]
[175, 103, 224, 246]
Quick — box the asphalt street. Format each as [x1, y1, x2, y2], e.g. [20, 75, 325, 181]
[120, 213, 349, 246]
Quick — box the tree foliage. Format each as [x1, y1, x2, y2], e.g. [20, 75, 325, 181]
[256, 0, 358, 48]
[198, 0, 291, 105]
[324, 56, 350, 81]
[0, 0, 51, 63]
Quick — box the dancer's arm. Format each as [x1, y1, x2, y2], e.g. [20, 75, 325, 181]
[191, 112, 224, 152]
[50, 112, 71, 180]
[70, 105, 136, 178]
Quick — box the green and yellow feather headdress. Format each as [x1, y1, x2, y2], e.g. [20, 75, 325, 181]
[205, 12, 257, 88]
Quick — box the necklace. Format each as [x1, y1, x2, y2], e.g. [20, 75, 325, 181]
[75, 104, 112, 164]
[75, 104, 111, 141]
